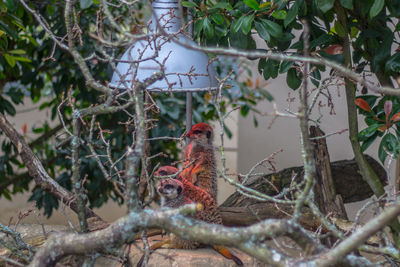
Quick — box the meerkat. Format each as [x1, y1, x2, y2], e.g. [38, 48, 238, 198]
[156, 177, 201, 250]
[157, 177, 192, 209]
[182, 122, 218, 200]
[156, 166, 221, 224]
[137, 166, 243, 266]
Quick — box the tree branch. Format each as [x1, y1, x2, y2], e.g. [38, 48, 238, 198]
[170, 33, 400, 96]
[28, 202, 382, 267]
[0, 113, 104, 223]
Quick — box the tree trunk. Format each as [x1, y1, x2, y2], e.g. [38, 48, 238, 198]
[310, 126, 348, 220]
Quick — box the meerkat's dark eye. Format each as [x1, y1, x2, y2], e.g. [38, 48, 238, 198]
[159, 170, 167, 176]
[193, 130, 202, 134]
[164, 184, 174, 190]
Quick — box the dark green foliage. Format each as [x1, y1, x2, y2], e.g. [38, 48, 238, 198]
[187, 0, 400, 164]
[355, 96, 400, 164]
[1, 0, 399, 216]
[0, 0, 270, 217]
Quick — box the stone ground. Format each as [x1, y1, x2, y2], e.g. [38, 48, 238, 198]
[0, 224, 266, 266]
[118, 234, 266, 267]
[0, 224, 387, 267]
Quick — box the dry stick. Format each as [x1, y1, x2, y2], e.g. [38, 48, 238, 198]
[18, 0, 111, 95]
[334, 3, 400, 246]
[0, 223, 33, 256]
[71, 116, 88, 232]
[0, 255, 25, 267]
[312, 199, 400, 266]
[125, 72, 164, 212]
[0, 113, 104, 223]
[169, 30, 400, 97]
[28, 203, 379, 267]
[293, 20, 317, 220]
[88, 115, 110, 180]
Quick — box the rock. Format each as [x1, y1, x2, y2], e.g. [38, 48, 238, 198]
[117, 235, 264, 267]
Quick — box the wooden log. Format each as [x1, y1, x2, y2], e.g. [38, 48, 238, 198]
[219, 206, 379, 245]
[310, 126, 348, 220]
[219, 203, 318, 230]
[222, 155, 386, 208]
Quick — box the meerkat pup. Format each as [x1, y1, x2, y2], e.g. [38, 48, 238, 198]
[137, 166, 243, 266]
[182, 122, 218, 200]
[156, 166, 221, 224]
[157, 178, 191, 208]
[156, 177, 201, 250]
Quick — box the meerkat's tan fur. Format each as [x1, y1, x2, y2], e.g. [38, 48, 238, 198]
[182, 123, 218, 200]
[149, 166, 243, 266]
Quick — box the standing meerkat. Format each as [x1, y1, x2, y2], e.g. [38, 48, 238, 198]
[182, 122, 218, 200]
[138, 166, 243, 266]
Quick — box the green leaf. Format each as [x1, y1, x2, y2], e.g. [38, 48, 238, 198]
[7, 49, 26, 55]
[361, 134, 378, 152]
[279, 61, 294, 74]
[210, 2, 233, 10]
[0, 20, 18, 39]
[210, 13, 224, 25]
[396, 22, 400, 32]
[3, 190, 11, 200]
[254, 21, 270, 42]
[12, 56, 31, 63]
[258, 58, 266, 73]
[310, 69, 321, 87]
[80, 0, 92, 9]
[231, 17, 243, 33]
[223, 124, 233, 138]
[23, 34, 39, 46]
[229, 30, 248, 49]
[46, 5, 55, 16]
[370, 0, 384, 18]
[334, 20, 346, 38]
[253, 115, 258, 127]
[243, 0, 260, 10]
[240, 104, 250, 117]
[5, 0, 16, 12]
[284, 2, 298, 28]
[263, 59, 280, 79]
[182, 1, 198, 8]
[378, 139, 387, 163]
[374, 31, 393, 63]
[272, 10, 287, 20]
[203, 18, 214, 39]
[378, 133, 398, 163]
[385, 53, 400, 74]
[32, 127, 44, 134]
[194, 18, 204, 35]
[2, 99, 16, 116]
[340, 0, 353, 10]
[358, 124, 381, 141]
[350, 26, 359, 39]
[258, 89, 274, 101]
[241, 14, 254, 35]
[260, 19, 282, 38]
[286, 68, 302, 90]
[317, 0, 335, 13]
[4, 53, 16, 67]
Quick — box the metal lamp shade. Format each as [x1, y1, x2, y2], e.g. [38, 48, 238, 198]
[109, 0, 217, 92]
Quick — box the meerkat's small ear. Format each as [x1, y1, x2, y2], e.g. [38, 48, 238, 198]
[177, 185, 183, 194]
[206, 130, 211, 139]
